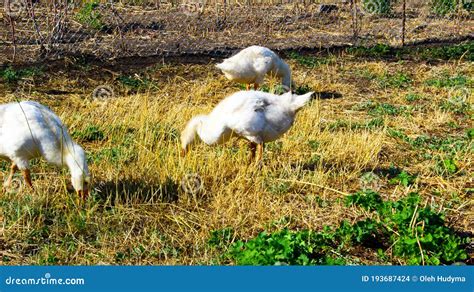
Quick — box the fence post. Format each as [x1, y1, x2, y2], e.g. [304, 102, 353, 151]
[5, 0, 18, 63]
[350, 0, 358, 42]
[401, 0, 406, 46]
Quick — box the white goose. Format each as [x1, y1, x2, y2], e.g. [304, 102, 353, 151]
[0, 101, 90, 198]
[181, 90, 313, 162]
[216, 46, 292, 91]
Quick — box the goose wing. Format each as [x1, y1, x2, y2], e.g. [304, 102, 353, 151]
[253, 56, 273, 75]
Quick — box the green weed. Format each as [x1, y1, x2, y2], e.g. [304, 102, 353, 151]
[389, 171, 417, 187]
[326, 118, 385, 131]
[72, 124, 105, 142]
[425, 74, 471, 88]
[377, 73, 412, 89]
[288, 52, 334, 68]
[117, 75, 157, 92]
[75, 1, 104, 30]
[228, 229, 346, 265]
[226, 192, 468, 265]
[346, 191, 469, 265]
[435, 157, 459, 176]
[0, 66, 43, 84]
[405, 93, 423, 102]
[347, 42, 473, 61]
[208, 228, 235, 248]
[347, 44, 392, 58]
[431, 0, 457, 15]
[354, 100, 407, 116]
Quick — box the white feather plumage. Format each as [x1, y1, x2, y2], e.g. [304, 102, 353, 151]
[0, 101, 90, 196]
[181, 90, 313, 160]
[216, 46, 292, 90]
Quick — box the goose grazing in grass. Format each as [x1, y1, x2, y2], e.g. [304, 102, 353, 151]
[0, 101, 90, 198]
[181, 90, 313, 162]
[216, 46, 292, 91]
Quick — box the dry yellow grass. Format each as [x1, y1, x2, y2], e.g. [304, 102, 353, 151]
[0, 49, 472, 265]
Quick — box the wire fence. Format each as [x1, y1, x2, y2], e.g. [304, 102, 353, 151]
[0, 0, 472, 65]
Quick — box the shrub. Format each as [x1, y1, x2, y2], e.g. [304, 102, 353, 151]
[228, 229, 346, 265]
[346, 191, 468, 265]
[0, 66, 43, 84]
[431, 0, 472, 15]
[362, 0, 391, 15]
[226, 192, 468, 265]
[76, 1, 104, 30]
[72, 124, 105, 142]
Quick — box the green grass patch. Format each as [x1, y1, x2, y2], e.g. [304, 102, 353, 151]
[377, 72, 412, 89]
[117, 75, 157, 92]
[72, 124, 106, 142]
[425, 74, 472, 88]
[389, 170, 417, 187]
[387, 128, 472, 156]
[353, 100, 408, 116]
[75, 0, 105, 30]
[224, 192, 469, 265]
[325, 117, 385, 131]
[288, 52, 335, 68]
[347, 42, 473, 61]
[90, 146, 136, 164]
[347, 44, 393, 58]
[346, 191, 469, 265]
[0, 66, 43, 84]
[431, 0, 470, 15]
[405, 93, 423, 102]
[435, 157, 459, 176]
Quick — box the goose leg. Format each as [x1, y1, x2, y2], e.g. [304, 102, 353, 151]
[4, 163, 18, 188]
[77, 189, 89, 200]
[256, 143, 264, 164]
[21, 169, 33, 189]
[248, 142, 257, 162]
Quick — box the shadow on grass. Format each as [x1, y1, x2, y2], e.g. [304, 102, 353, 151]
[93, 178, 179, 205]
[313, 91, 343, 100]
